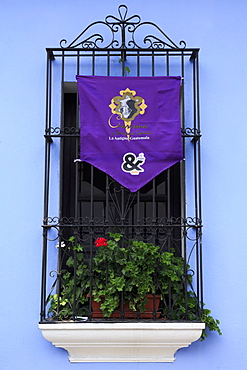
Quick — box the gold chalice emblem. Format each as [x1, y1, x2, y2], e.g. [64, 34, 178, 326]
[109, 88, 147, 141]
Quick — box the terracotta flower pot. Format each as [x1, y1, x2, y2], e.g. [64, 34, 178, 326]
[89, 294, 161, 318]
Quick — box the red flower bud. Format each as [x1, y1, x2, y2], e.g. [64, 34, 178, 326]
[95, 237, 108, 247]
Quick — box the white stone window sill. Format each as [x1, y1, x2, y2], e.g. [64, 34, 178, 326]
[39, 322, 205, 363]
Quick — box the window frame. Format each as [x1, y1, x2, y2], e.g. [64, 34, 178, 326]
[40, 1, 202, 333]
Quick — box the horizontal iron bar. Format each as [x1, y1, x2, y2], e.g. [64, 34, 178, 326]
[45, 133, 201, 139]
[42, 223, 203, 228]
[77, 195, 168, 202]
[49, 52, 196, 58]
[39, 319, 203, 324]
[46, 47, 200, 52]
[46, 47, 200, 59]
[44, 134, 79, 138]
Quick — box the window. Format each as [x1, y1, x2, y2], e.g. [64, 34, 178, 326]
[40, 5, 202, 325]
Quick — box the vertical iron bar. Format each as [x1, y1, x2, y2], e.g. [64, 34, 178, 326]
[193, 59, 199, 222]
[107, 50, 110, 76]
[75, 49, 80, 199]
[121, 50, 125, 76]
[151, 51, 156, 244]
[59, 50, 65, 220]
[195, 52, 203, 313]
[76, 50, 80, 224]
[40, 51, 53, 322]
[40, 231, 48, 322]
[152, 178, 156, 244]
[166, 50, 169, 76]
[136, 190, 140, 240]
[120, 184, 125, 317]
[165, 50, 173, 317]
[166, 51, 171, 225]
[167, 169, 171, 235]
[180, 50, 188, 318]
[144, 193, 147, 242]
[57, 50, 65, 313]
[192, 52, 201, 314]
[105, 175, 109, 228]
[88, 165, 94, 318]
[180, 53, 186, 246]
[92, 50, 95, 76]
[167, 170, 172, 317]
[121, 186, 125, 229]
[152, 50, 155, 76]
[137, 50, 140, 76]
[105, 50, 110, 233]
[43, 53, 53, 220]
[77, 50, 80, 75]
[87, 50, 96, 319]
[72, 160, 80, 320]
[75, 50, 81, 319]
[136, 49, 140, 242]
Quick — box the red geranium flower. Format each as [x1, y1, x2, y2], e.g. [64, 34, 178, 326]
[95, 237, 108, 247]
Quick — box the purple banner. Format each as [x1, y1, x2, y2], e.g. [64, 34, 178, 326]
[76, 75, 183, 192]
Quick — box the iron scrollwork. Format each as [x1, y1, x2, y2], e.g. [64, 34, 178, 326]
[60, 4, 186, 50]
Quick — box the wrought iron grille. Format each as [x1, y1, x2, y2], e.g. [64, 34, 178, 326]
[40, 5, 202, 323]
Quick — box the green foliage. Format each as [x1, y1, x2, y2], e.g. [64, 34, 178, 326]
[48, 233, 221, 341]
[118, 58, 130, 74]
[48, 236, 89, 320]
[201, 308, 222, 340]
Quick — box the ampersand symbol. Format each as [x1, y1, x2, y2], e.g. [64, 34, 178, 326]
[121, 153, 146, 175]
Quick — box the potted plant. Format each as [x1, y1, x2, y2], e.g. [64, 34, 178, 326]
[91, 233, 161, 318]
[48, 233, 221, 340]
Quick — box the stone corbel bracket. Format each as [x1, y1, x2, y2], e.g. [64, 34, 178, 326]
[39, 322, 205, 362]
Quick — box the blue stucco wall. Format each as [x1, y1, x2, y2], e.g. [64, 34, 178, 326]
[1, 0, 247, 369]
